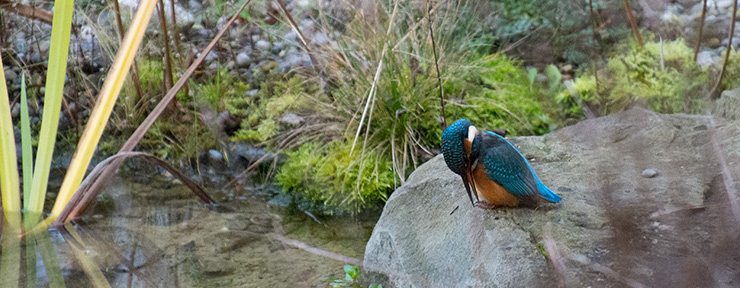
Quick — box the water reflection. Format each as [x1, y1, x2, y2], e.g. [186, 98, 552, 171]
[0, 173, 377, 287]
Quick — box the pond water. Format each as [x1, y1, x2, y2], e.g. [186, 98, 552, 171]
[1, 172, 378, 287]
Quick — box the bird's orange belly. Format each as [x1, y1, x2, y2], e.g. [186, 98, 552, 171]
[470, 165, 519, 207]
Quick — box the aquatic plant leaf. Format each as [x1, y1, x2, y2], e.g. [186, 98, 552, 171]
[0, 214, 21, 287]
[65, 0, 254, 225]
[0, 60, 20, 214]
[54, 151, 213, 225]
[20, 74, 34, 211]
[28, 0, 75, 214]
[49, 0, 160, 220]
[60, 225, 112, 288]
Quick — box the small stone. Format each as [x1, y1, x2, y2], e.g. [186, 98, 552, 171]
[312, 31, 329, 45]
[717, 0, 734, 9]
[255, 39, 270, 51]
[236, 52, 251, 67]
[4, 69, 17, 82]
[244, 89, 259, 97]
[696, 51, 716, 70]
[280, 113, 304, 126]
[641, 168, 658, 178]
[208, 149, 223, 161]
[203, 51, 218, 62]
[10, 103, 20, 118]
[283, 30, 298, 42]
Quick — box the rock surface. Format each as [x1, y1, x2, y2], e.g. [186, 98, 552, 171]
[364, 107, 740, 287]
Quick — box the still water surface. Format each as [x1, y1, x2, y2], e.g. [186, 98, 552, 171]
[1, 172, 377, 287]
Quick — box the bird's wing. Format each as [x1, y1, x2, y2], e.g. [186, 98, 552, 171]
[479, 137, 539, 197]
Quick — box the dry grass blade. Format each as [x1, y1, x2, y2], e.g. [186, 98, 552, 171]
[349, 0, 398, 156]
[274, 0, 329, 95]
[54, 151, 214, 226]
[72, 0, 253, 225]
[113, 0, 145, 103]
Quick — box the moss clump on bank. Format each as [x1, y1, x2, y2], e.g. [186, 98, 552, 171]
[557, 37, 710, 117]
[276, 142, 394, 215]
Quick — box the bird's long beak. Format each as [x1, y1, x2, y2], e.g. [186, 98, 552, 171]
[460, 173, 475, 206]
[465, 125, 481, 204]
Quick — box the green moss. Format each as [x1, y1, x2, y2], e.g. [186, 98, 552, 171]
[558, 38, 710, 116]
[191, 67, 249, 111]
[451, 54, 556, 136]
[276, 141, 394, 215]
[537, 242, 549, 258]
[555, 75, 597, 117]
[228, 75, 319, 142]
[720, 49, 740, 91]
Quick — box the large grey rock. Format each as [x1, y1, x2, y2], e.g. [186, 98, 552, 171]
[364, 108, 740, 287]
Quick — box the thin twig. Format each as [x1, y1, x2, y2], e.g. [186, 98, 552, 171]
[426, 0, 446, 129]
[269, 233, 362, 265]
[113, 0, 145, 106]
[622, 0, 643, 47]
[157, 0, 175, 92]
[694, 0, 708, 61]
[708, 0, 737, 99]
[0, 0, 52, 25]
[168, 0, 182, 59]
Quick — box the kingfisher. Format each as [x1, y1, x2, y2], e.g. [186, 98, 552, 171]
[441, 119, 561, 209]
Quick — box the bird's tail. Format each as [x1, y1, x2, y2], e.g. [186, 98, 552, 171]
[537, 181, 561, 203]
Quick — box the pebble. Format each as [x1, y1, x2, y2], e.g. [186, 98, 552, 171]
[255, 39, 270, 51]
[696, 51, 716, 69]
[4, 69, 17, 83]
[236, 52, 251, 67]
[244, 89, 259, 97]
[280, 113, 304, 126]
[208, 149, 224, 161]
[10, 103, 20, 118]
[641, 168, 659, 178]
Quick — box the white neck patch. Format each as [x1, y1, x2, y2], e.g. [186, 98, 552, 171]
[467, 125, 479, 141]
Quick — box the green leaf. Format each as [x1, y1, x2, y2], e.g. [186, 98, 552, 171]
[544, 64, 562, 95]
[0, 57, 21, 214]
[20, 74, 34, 211]
[28, 0, 76, 214]
[527, 67, 537, 91]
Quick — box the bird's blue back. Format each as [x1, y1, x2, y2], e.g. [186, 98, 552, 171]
[473, 131, 561, 203]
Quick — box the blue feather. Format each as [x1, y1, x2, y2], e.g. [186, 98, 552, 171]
[480, 131, 561, 203]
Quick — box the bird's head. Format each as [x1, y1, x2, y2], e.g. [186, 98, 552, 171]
[442, 119, 481, 206]
[441, 119, 479, 175]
